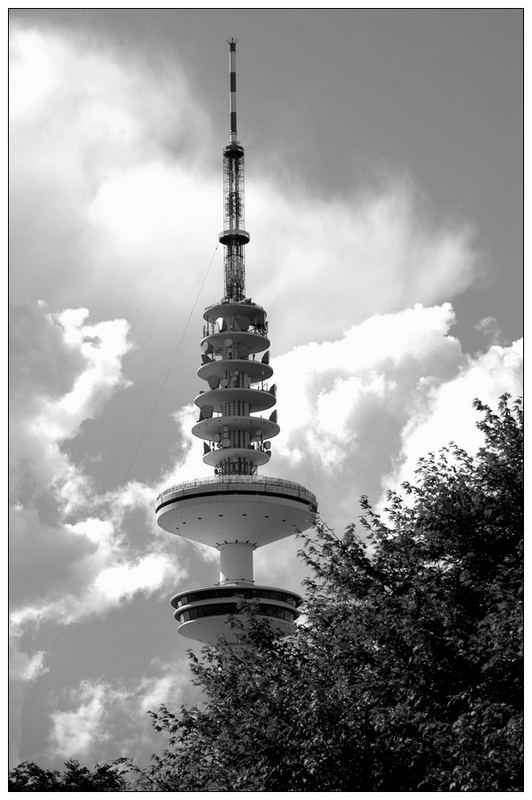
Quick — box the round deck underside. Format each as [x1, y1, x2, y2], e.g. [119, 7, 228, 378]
[176, 613, 296, 643]
[156, 481, 317, 548]
[219, 229, 250, 245]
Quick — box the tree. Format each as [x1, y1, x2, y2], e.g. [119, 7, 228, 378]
[140, 395, 523, 792]
[8, 759, 130, 791]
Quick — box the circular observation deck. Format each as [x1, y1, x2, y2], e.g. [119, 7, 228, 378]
[170, 583, 303, 643]
[195, 387, 276, 414]
[156, 475, 317, 548]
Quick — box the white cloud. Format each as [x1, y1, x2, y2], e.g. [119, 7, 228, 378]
[263, 304, 522, 544]
[138, 673, 183, 715]
[9, 642, 48, 683]
[48, 664, 191, 762]
[8, 297, 196, 774]
[248, 177, 479, 349]
[9, 303, 187, 705]
[475, 315, 507, 346]
[9, 636, 50, 768]
[94, 554, 174, 603]
[10, 24, 217, 321]
[9, 28, 62, 121]
[41, 309, 131, 439]
[385, 337, 523, 493]
[10, 303, 131, 523]
[272, 303, 461, 471]
[49, 681, 112, 759]
[10, 516, 181, 633]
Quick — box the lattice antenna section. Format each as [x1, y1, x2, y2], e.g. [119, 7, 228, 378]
[219, 38, 250, 302]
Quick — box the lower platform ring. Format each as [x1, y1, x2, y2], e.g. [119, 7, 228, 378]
[169, 583, 303, 643]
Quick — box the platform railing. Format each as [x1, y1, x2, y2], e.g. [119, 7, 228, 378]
[156, 475, 317, 507]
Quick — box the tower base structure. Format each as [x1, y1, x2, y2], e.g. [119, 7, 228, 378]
[156, 476, 317, 642]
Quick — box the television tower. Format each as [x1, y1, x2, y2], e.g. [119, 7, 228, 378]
[155, 39, 317, 643]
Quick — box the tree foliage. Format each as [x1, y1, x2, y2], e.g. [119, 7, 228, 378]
[8, 759, 129, 791]
[138, 395, 523, 791]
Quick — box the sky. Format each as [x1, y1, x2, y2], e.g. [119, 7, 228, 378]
[9, 8, 523, 771]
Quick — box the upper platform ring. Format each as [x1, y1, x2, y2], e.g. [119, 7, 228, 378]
[156, 475, 317, 513]
[155, 475, 318, 548]
[219, 229, 250, 245]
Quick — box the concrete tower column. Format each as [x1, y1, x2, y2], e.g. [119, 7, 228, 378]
[218, 542, 255, 584]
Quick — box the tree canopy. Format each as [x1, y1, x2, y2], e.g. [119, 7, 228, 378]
[9, 395, 523, 791]
[8, 759, 129, 791]
[138, 394, 523, 791]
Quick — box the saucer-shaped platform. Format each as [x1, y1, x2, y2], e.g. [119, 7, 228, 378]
[156, 475, 317, 548]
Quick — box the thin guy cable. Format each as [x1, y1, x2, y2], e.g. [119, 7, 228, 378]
[121, 244, 219, 485]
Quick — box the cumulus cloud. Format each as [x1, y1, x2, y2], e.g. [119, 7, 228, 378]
[9, 23, 218, 321]
[249, 176, 480, 349]
[8, 299, 196, 765]
[49, 681, 112, 759]
[255, 304, 522, 587]
[48, 662, 192, 763]
[9, 302, 184, 718]
[267, 304, 462, 522]
[9, 301, 133, 619]
[10, 303, 131, 518]
[385, 336, 523, 493]
[9, 645, 48, 684]
[475, 315, 507, 346]
[10, 301, 132, 612]
[9, 643, 50, 767]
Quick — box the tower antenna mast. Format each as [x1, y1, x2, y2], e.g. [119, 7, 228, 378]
[219, 37, 250, 302]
